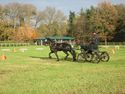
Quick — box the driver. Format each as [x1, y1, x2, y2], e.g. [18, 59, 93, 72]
[88, 32, 99, 51]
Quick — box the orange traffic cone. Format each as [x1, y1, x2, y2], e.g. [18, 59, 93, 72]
[112, 48, 115, 54]
[1, 54, 7, 60]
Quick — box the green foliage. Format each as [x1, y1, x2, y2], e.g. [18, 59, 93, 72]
[86, 6, 98, 32]
[75, 8, 88, 40]
[67, 11, 76, 37]
[114, 4, 125, 42]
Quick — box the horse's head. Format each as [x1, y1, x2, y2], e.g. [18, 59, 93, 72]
[45, 37, 55, 46]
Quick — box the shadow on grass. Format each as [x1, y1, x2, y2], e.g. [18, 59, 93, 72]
[30, 56, 51, 59]
[0, 70, 13, 75]
[30, 56, 75, 62]
[30, 56, 98, 64]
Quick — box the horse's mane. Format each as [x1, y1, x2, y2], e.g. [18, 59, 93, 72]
[46, 38, 54, 43]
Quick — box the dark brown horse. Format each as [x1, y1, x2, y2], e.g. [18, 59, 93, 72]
[46, 38, 76, 61]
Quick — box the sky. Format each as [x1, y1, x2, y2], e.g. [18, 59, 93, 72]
[0, 0, 125, 15]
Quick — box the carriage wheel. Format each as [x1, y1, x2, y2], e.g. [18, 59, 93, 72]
[77, 53, 86, 62]
[85, 53, 93, 62]
[100, 51, 110, 62]
[92, 52, 100, 63]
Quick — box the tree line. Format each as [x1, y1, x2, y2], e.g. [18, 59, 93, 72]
[0, 1, 125, 43]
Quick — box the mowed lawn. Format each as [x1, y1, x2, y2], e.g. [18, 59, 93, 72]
[0, 45, 125, 94]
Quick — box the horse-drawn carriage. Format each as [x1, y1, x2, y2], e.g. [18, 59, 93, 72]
[45, 34, 110, 63]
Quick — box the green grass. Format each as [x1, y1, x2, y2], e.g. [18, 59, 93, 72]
[0, 46, 125, 94]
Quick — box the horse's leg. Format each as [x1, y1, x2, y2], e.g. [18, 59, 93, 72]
[49, 51, 53, 58]
[69, 50, 76, 61]
[63, 51, 69, 60]
[54, 51, 59, 61]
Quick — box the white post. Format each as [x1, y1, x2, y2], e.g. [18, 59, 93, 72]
[61, 39, 62, 43]
[41, 40, 43, 45]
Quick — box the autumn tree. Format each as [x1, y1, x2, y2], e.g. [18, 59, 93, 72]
[97, 2, 118, 44]
[0, 21, 14, 41]
[86, 2, 118, 44]
[12, 25, 38, 42]
[1, 3, 37, 42]
[0, 5, 14, 41]
[38, 7, 67, 36]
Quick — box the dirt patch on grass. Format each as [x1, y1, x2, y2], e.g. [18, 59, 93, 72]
[0, 70, 13, 75]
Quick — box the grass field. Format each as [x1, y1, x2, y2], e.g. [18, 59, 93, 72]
[0, 45, 125, 94]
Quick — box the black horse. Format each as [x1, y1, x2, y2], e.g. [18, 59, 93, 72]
[45, 38, 76, 61]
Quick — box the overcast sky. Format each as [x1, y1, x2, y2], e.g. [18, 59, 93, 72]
[0, 0, 125, 15]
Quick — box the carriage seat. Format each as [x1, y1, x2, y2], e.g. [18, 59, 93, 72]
[80, 42, 99, 53]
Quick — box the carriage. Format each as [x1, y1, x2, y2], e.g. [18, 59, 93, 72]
[76, 39, 110, 63]
[45, 34, 110, 63]
[77, 45, 110, 63]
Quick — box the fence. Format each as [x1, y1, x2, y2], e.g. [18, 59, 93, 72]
[0, 42, 125, 47]
[0, 43, 30, 47]
[99, 42, 125, 45]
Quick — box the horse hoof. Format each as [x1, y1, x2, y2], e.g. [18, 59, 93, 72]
[49, 56, 52, 59]
[57, 60, 59, 61]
